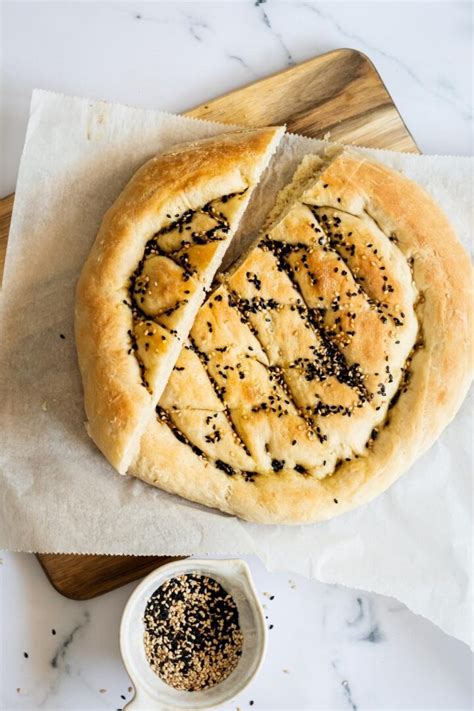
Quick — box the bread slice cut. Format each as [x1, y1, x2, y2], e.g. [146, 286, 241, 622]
[130, 149, 472, 524]
[75, 127, 284, 473]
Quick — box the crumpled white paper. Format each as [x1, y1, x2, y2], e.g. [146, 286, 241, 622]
[0, 90, 472, 646]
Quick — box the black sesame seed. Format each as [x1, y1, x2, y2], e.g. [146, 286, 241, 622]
[215, 460, 236, 476]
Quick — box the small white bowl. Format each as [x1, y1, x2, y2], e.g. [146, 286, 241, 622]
[120, 558, 267, 710]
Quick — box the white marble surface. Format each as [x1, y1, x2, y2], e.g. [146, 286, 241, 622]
[1, 0, 473, 196]
[1, 552, 472, 711]
[0, 1, 472, 709]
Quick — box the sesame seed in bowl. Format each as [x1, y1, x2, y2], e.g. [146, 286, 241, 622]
[120, 559, 267, 710]
[143, 573, 244, 692]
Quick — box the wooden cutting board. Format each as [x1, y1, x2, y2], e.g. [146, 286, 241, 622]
[0, 48, 419, 600]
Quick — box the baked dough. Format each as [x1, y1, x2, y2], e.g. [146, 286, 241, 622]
[75, 127, 284, 473]
[130, 150, 473, 524]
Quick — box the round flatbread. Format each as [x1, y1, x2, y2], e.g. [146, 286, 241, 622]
[130, 151, 472, 524]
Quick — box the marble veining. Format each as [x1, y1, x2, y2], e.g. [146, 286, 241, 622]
[297, 1, 472, 121]
[330, 662, 358, 711]
[340, 679, 357, 711]
[225, 53, 258, 77]
[254, 0, 295, 66]
[185, 15, 212, 44]
[50, 611, 91, 671]
[1, 1, 472, 708]
[345, 597, 384, 644]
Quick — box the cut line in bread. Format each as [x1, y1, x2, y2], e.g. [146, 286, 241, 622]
[75, 127, 284, 473]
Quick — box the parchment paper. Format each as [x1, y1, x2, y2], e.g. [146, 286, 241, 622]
[1, 91, 472, 646]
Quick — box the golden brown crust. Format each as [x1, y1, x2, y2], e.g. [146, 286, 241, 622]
[75, 127, 284, 472]
[131, 151, 473, 524]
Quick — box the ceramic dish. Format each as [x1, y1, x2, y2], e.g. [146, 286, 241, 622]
[120, 558, 267, 710]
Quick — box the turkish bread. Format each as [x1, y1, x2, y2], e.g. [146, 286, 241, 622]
[75, 127, 284, 473]
[128, 150, 472, 524]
